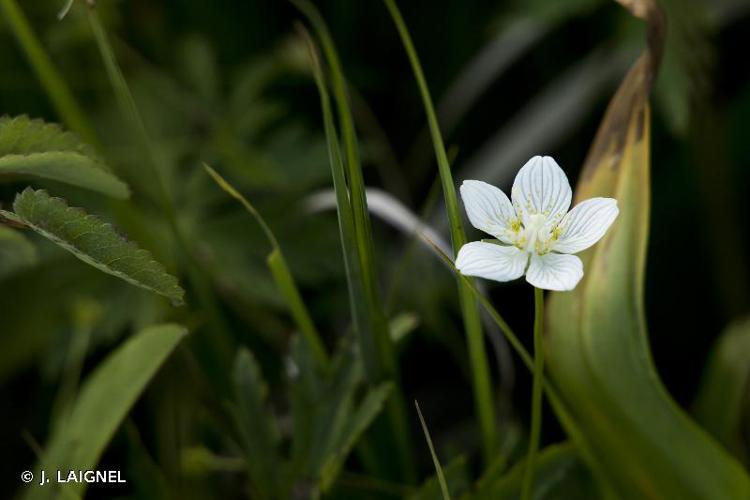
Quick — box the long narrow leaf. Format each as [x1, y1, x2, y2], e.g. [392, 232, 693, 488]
[24, 323, 187, 500]
[415, 402, 450, 500]
[382, 0, 496, 460]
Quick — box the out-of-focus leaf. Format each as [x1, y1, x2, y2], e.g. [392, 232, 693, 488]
[545, 1, 750, 498]
[389, 312, 420, 344]
[0, 224, 36, 279]
[232, 349, 283, 499]
[408, 455, 469, 500]
[472, 443, 598, 500]
[0, 115, 128, 198]
[694, 317, 750, 464]
[24, 323, 187, 500]
[1, 188, 184, 305]
[319, 382, 393, 491]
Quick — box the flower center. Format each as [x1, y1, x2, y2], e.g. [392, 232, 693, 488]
[518, 214, 554, 255]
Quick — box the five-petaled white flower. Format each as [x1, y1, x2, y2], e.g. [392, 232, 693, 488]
[455, 155, 619, 291]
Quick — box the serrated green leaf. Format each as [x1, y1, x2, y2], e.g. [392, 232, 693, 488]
[2, 188, 184, 305]
[0, 115, 129, 198]
[24, 323, 187, 500]
[0, 225, 36, 279]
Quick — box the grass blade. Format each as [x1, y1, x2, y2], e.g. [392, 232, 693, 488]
[383, 0, 497, 461]
[204, 163, 329, 371]
[292, 0, 395, 383]
[415, 401, 450, 500]
[295, 13, 415, 480]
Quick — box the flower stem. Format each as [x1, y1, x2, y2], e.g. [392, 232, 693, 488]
[521, 286, 545, 500]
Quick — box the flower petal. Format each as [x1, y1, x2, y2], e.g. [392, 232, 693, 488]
[525, 253, 583, 291]
[455, 241, 528, 283]
[460, 180, 517, 243]
[511, 156, 572, 228]
[552, 197, 619, 254]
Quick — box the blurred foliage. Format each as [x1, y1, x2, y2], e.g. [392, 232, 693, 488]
[0, 0, 749, 499]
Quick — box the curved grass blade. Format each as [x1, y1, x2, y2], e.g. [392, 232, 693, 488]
[204, 164, 329, 370]
[295, 16, 414, 480]
[382, 0, 497, 461]
[545, 1, 750, 498]
[23, 323, 187, 500]
[1, 188, 184, 305]
[0, 116, 129, 198]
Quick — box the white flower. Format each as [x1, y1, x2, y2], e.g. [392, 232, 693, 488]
[455, 156, 619, 291]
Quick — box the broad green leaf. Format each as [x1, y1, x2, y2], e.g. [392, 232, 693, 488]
[24, 323, 187, 500]
[0, 224, 36, 279]
[0, 115, 128, 198]
[694, 317, 750, 464]
[383, 0, 496, 462]
[1, 188, 184, 305]
[232, 349, 283, 500]
[545, 1, 750, 498]
[473, 443, 598, 500]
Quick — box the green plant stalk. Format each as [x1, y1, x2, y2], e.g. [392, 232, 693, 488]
[297, 20, 414, 481]
[521, 287, 545, 500]
[203, 164, 330, 371]
[383, 0, 497, 461]
[0, 0, 99, 147]
[425, 237, 618, 499]
[86, 7, 233, 385]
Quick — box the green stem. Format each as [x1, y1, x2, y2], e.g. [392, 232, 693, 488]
[521, 287, 545, 500]
[0, 0, 99, 146]
[382, 0, 496, 462]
